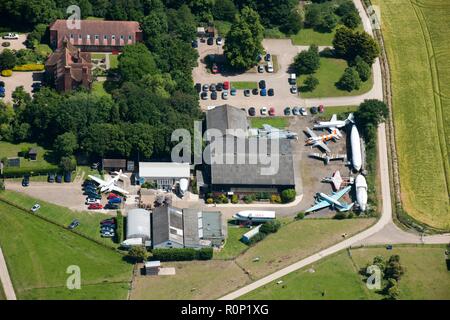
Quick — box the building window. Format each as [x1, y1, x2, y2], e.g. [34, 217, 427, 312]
[86, 34, 90, 39]
[103, 35, 108, 40]
[78, 34, 82, 39]
[95, 35, 99, 40]
[111, 35, 115, 40]
[128, 35, 132, 40]
[120, 35, 125, 40]
[70, 34, 74, 39]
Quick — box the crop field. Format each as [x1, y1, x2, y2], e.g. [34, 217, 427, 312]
[0, 200, 132, 299]
[242, 245, 450, 300]
[372, 0, 450, 229]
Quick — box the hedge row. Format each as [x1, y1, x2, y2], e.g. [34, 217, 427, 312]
[12, 64, 45, 71]
[1, 70, 12, 77]
[3, 166, 59, 178]
[115, 210, 124, 244]
[152, 247, 213, 261]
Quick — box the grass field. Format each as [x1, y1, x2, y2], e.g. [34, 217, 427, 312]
[109, 54, 119, 69]
[0, 141, 58, 174]
[231, 81, 257, 90]
[0, 200, 132, 299]
[0, 283, 5, 300]
[251, 117, 288, 129]
[297, 57, 373, 98]
[320, 105, 358, 118]
[92, 81, 111, 97]
[214, 223, 250, 260]
[372, 0, 450, 230]
[0, 190, 117, 247]
[243, 245, 450, 300]
[91, 53, 105, 60]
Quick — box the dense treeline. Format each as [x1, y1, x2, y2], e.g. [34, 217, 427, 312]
[0, 0, 201, 164]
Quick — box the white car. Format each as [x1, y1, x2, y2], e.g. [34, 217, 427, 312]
[30, 204, 41, 213]
[86, 198, 101, 205]
[300, 107, 307, 116]
[267, 62, 274, 73]
[222, 91, 229, 100]
[290, 85, 298, 94]
[2, 33, 19, 40]
[260, 107, 268, 116]
[258, 65, 264, 73]
[289, 73, 297, 84]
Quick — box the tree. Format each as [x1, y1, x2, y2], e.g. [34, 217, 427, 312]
[296, 211, 305, 220]
[337, 67, 361, 91]
[281, 189, 296, 203]
[354, 56, 371, 81]
[53, 132, 78, 157]
[12, 86, 31, 110]
[385, 255, 405, 281]
[260, 220, 281, 234]
[213, 0, 237, 22]
[118, 43, 158, 82]
[140, 9, 169, 51]
[318, 12, 338, 32]
[0, 49, 17, 70]
[293, 45, 320, 75]
[167, 5, 197, 42]
[59, 155, 77, 172]
[341, 11, 360, 29]
[385, 278, 400, 300]
[254, 0, 298, 28]
[303, 75, 319, 91]
[127, 246, 150, 263]
[333, 27, 380, 65]
[354, 99, 389, 128]
[280, 10, 302, 35]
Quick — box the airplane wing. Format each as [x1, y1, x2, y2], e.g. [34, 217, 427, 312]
[305, 200, 330, 213]
[315, 141, 331, 153]
[330, 185, 352, 201]
[88, 175, 107, 186]
[305, 127, 318, 138]
[110, 185, 129, 195]
[330, 114, 337, 122]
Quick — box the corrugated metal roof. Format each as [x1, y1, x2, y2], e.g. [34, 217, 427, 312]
[139, 162, 190, 178]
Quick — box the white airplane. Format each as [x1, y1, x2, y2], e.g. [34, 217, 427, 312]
[305, 185, 354, 213]
[233, 210, 276, 223]
[355, 174, 368, 211]
[313, 113, 354, 136]
[260, 124, 298, 140]
[322, 170, 354, 190]
[304, 127, 340, 153]
[88, 170, 129, 194]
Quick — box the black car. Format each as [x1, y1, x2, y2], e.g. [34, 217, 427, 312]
[216, 83, 223, 91]
[191, 40, 198, 48]
[259, 80, 266, 89]
[310, 106, 318, 114]
[268, 88, 274, 96]
[68, 219, 80, 230]
[211, 91, 217, 100]
[22, 175, 30, 187]
[195, 83, 202, 93]
[284, 107, 292, 116]
[201, 92, 208, 100]
[104, 203, 120, 210]
[0, 81, 5, 87]
[48, 173, 55, 183]
[252, 88, 259, 95]
[265, 53, 271, 61]
[248, 107, 256, 116]
[244, 89, 250, 97]
[210, 84, 216, 92]
[207, 37, 214, 45]
[202, 84, 209, 91]
[56, 174, 63, 183]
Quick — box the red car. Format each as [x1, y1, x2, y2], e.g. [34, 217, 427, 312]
[223, 81, 230, 90]
[88, 203, 103, 210]
[318, 105, 324, 113]
[212, 63, 219, 74]
[269, 107, 275, 116]
[107, 193, 118, 200]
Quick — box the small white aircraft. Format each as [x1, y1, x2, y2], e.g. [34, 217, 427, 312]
[304, 127, 340, 153]
[313, 113, 354, 136]
[88, 170, 129, 194]
[305, 185, 354, 213]
[260, 124, 298, 140]
[321, 170, 354, 190]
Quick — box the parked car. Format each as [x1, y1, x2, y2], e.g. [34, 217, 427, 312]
[202, 84, 209, 91]
[207, 37, 214, 45]
[222, 91, 229, 100]
[86, 198, 101, 205]
[86, 193, 101, 200]
[195, 83, 202, 93]
[230, 88, 237, 96]
[216, 37, 223, 45]
[300, 107, 307, 116]
[310, 106, 318, 114]
[223, 81, 230, 90]
[107, 193, 118, 200]
[2, 33, 19, 40]
[268, 88, 274, 96]
[259, 80, 266, 89]
[191, 40, 198, 48]
[210, 84, 216, 92]
[248, 107, 256, 116]
[290, 86, 298, 94]
[211, 63, 219, 74]
[252, 88, 259, 95]
[22, 175, 30, 187]
[201, 92, 208, 100]
[48, 173, 55, 183]
[211, 91, 217, 100]
[265, 53, 271, 61]
[284, 107, 292, 116]
[0, 87, 5, 98]
[258, 64, 264, 73]
[260, 107, 268, 116]
[289, 73, 297, 85]
[104, 203, 120, 210]
[0, 81, 5, 87]
[266, 62, 274, 73]
[101, 225, 115, 232]
[56, 174, 63, 183]
[101, 230, 115, 238]
[108, 197, 122, 204]
[216, 83, 223, 91]
[292, 107, 300, 115]
[318, 105, 325, 113]
[88, 203, 103, 210]
[260, 88, 267, 96]
[269, 107, 276, 116]
[244, 89, 251, 97]
[30, 203, 41, 213]
[68, 219, 80, 230]
[101, 218, 117, 225]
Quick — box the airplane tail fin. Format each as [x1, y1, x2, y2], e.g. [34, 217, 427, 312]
[339, 202, 354, 212]
[346, 113, 355, 124]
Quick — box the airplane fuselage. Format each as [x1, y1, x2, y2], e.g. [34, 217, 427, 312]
[318, 192, 344, 207]
[306, 130, 339, 145]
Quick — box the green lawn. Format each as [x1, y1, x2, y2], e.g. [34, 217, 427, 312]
[319, 105, 358, 119]
[0, 141, 58, 176]
[231, 81, 257, 90]
[91, 81, 110, 98]
[109, 54, 119, 69]
[0, 190, 117, 247]
[251, 117, 289, 129]
[34, 44, 52, 58]
[243, 245, 450, 300]
[91, 53, 106, 60]
[0, 283, 5, 300]
[214, 222, 249, 260]
[290, 23, 364, 46]
[297, 57, 373, 98]
[0, 200, 132, 299]
[371, 0, 450, 230]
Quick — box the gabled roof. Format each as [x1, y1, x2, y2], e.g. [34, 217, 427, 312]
[206, 104, 249, 137]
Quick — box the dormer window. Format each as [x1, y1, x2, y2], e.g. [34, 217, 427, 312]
[86, 34, 90, 39]
[103, 35, 108, 40]
[111, 35, 115, 40]
[95, 35, 99, 40]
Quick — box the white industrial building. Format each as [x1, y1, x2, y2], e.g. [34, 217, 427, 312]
[139, 162, 190, 191]
[126, 208, 151, 243]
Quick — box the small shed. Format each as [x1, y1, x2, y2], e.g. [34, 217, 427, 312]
[28, 148, 38, 161]
[144, 260, 161, 275]
[197, 27, 206, 37]
[102, 158, 127, 172]
[206, 26, 216, 37]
